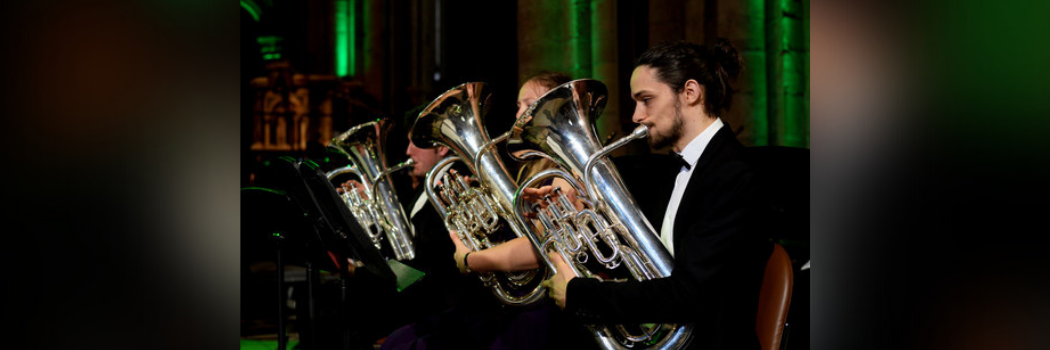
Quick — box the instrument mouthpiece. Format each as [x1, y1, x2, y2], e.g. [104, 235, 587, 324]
[632, 125, 650, 139]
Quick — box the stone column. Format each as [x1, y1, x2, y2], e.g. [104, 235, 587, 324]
[648, 0, 685, 46]
[719, 0, 767, 146]
[363, 0, 386, 110]
[517, 0, 569, 83]
[684, 0, 707, 45]
[518, 0, 628, 147]
[781, 0, 808, 147]
[591, 0, 623, 148]
[763, 0, 809, 147]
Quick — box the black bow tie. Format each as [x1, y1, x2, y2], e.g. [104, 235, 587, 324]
[672, 152, 691, 171]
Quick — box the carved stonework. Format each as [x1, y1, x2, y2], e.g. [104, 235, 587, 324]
[250, 62, 327, 152]
[249, 61, 384, 156]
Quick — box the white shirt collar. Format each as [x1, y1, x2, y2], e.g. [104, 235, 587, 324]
[676, 117, 723, 169]
[410, 191, 428, 219]
[659, 117, 724, 257]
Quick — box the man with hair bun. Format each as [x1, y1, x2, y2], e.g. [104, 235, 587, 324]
[542, 39, 772, 350]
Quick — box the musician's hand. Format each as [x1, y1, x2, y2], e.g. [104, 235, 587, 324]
[337, 180, 368, 200]
[551, 178, 585, 211]
[521, 186, 556, 207]
[449, 231, 472, 274]
[521, 185, 584, 212]
[541, 252, 577, 310]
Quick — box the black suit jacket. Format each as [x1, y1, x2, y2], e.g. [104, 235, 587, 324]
[565, 123, 772, 350]
[394, 190, 500, 321]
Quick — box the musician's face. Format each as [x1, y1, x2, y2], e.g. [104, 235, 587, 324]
[630, 65, 685, 150]
[405, 140, 446, 178]
[516, 80, 548, 120]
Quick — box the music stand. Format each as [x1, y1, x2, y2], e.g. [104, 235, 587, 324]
[290, 159, 395, 283]
[285, 158, 397, 350]
[241, 186, 311, 350]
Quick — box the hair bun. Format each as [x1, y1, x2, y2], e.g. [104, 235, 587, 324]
[712, 38, 743, 79]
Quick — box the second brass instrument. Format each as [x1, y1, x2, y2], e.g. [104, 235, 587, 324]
[326, 119, 417, 261]
[411, 82, 547, 306]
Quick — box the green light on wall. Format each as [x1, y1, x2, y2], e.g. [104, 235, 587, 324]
[570, 0, 592, 78]
[258, 36, 283, 62]
[756, 0, 809, 148]
[241, 0, 261, 22]
[780, 0, 807, 147]
[335, 0, 348, 77]
[782, 14, 802, 147]
[335, 0, 357, 78]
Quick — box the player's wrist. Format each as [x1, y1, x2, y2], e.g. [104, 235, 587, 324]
[463, 252, 473, 273]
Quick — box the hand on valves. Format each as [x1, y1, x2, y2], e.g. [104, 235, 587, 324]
[337, 179, 369, 200]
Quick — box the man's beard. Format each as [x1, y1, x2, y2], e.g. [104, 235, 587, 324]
[649, 101, 685, 149]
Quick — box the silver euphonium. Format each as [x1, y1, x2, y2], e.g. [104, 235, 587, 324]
[507, 79, 694, 349]
[411, 82, 548, 306]
[326, 119, 417, 261]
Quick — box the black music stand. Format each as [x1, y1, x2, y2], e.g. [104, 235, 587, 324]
[242, 186, 312, 350]
[286, 158, 397, 350]
[246, 157, 397, 350]
[290, 159, 395, 283]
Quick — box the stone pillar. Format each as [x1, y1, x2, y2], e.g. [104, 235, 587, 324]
[765, 0, 782, 147]
[518, 0, 628, 147]
[762, 0, 809, 147]
[406, 0, 436, 108]
[782, 0, 808, 147]
[684, 0, 707, 45]
[306, 0, 334, 75]
[649, 0, 709, 45]
[363, 0, 386, 110]
[591, 0, 623, 148]
[517, 0, 569, 83]
[648, 0, 684, 46]
[569, 0, 593, 80]
[718, 0, 767, 146]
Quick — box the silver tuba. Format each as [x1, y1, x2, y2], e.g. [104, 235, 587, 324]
[507, 79, 694, 349]
[326, 119, 417, 261]
[411, 82, 548, 306]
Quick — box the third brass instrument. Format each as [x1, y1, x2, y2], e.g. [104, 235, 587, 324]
[411, 82, 547, 306]
[507, 79, 694, 349]
[326, 119, 417, 261]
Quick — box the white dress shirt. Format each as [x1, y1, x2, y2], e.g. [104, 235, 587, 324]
[407, 191, 429, 237]
[410, 191, 428, 219]
[659, 118, 723, 257]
